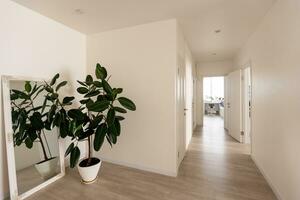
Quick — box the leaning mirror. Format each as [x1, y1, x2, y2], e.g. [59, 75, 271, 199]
[2, 76, 65, 200]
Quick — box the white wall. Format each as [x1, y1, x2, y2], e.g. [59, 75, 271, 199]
[87, 19, 178, 176]
[0, 0, 86, 198]
[234, 0, 300, 199]
[197, 60, 234, 77]
[176, 24, 196, 168]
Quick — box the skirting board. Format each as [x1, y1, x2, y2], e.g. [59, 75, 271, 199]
[251, 155, 283, 200]
[98, 156, 178, 177]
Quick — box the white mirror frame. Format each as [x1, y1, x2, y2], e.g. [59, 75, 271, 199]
[2, 75, 65, 200]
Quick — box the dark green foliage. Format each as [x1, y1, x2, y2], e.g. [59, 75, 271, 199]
[118, 97, 136, 111]
[70, 146, 80, 168]
[12, 62, 136, 169]
[63, 62, 136, 168]
[10, 75, 72, 163]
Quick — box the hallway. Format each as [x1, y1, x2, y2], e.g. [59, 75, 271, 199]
[28, 117, 276, 200]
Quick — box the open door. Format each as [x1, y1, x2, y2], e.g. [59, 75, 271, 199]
[242, 67, 252, 144]
[224, 76, 229, 130]
[226, 70, 242, 142]
[176, 57, 186, 166]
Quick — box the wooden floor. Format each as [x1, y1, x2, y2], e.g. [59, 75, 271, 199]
[27, 116, 277, 200]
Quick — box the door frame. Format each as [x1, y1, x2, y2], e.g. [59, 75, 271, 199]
[202, 76, 225, 127]
[241, 61, 253, 151]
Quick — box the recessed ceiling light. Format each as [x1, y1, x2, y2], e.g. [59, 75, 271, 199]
[214, 29, 221, 33]
[74, 9, 84, 15]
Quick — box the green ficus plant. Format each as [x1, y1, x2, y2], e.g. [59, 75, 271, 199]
[62, 63, 136, 168]
[10, 75, 73, 163]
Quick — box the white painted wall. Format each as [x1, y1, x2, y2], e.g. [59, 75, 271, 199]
[87, 19, 178, 176]
[176, 24, 195, 168]
[234, 0, 300, 199]
[197, 60, 234, 77]
[0, 0, 86, 198]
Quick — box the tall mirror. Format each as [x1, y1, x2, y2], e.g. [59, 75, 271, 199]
[2, 76, 65, 200]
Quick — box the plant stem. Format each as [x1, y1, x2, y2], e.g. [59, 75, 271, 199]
[87, 135, 92, 166]
[38, 131, 49, 161]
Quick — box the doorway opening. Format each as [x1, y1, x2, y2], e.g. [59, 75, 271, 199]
[203, 76, 225, 128]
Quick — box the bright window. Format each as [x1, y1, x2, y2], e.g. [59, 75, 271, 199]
[203, 77, 224, 102]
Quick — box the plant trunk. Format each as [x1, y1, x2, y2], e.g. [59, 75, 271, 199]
[38, 132, 49, 161]
[87, 135, 92, 166]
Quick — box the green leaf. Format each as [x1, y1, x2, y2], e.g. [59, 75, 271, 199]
[106, 135, 112, 147]
[65, 142, 74, 157]
[51, 93, 58, 99]
[94, 124, 107, 151]
[25, 137, 33, 149]
[53, 113, 61, 127]
[114, 119, 121, 136]
[86, 75, 93, 85]
[60, 121, 69, 138]
[79, 99, 90, 104]
[45, 86, 53, 93]
[11, 90, 29, 100]
[118, 97, 136, 111]
[28, 129, 38, 142]
[86, 100, 110, 112]
[95, 64, 107, 80]
[116, 116, 125, 121]
[68, 109, 85, 121]
[107, 131, 117, 144]
[50, 73, 60, 86]
[10, 93, 18, 100]
[30, 112, 44, 130]
[63, 96, 75, 104]
[77, 80, 87, 87]
[114, 106, 127, 113]
[25, 81, 32, 93]
[93, 81, 102, 87]
[56, 81, 67, 91]
[115, 88, 123, 94]
[102, 80, 113, 95]
[107, 108, 115, 125]
[89, 115, 103, 129]
[77, 87, 89, 94]
[70, 146, 80, 168]
[84, 90, 100, 98]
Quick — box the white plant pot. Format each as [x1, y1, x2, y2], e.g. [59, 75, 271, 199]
[78, 157, 101, 184]
[35, 157, 58, 179]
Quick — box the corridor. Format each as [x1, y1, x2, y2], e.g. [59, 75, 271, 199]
[27, 116, 276, 200]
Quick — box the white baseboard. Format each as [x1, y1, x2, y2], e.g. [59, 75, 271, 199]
[251, 155, 283, 200]
[98, 156, 178, 177]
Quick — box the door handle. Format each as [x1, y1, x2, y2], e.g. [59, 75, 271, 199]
[184, 109, 188, 111]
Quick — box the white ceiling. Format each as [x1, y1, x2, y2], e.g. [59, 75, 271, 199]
[12, 0, 275, 62]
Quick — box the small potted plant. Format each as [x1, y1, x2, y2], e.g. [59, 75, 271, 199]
[49, 63, 136, 184]
[10, 76, 72, 179]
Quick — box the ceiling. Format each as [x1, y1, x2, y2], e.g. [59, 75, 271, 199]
[12, 0, 275, 62]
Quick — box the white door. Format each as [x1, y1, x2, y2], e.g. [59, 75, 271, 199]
[227, 70, 242, 142]
[224, 76, 229, 130]
[243, 67, 252, 144]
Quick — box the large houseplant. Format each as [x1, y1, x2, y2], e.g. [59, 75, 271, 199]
[47, 63, 136, 183]
[10, 77, 72, 179]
